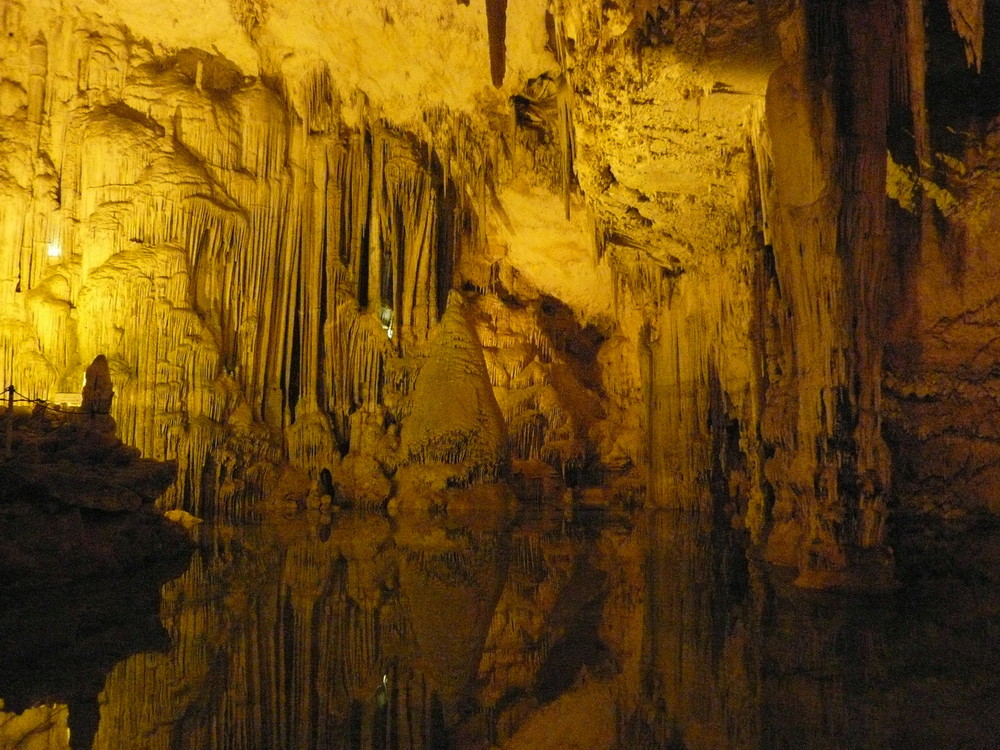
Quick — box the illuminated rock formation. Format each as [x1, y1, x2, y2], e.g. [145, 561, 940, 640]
[0, 0, 996, 591]
[399, 291, 509, 487]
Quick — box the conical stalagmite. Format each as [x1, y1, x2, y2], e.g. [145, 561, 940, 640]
[400, 291, 509, 486]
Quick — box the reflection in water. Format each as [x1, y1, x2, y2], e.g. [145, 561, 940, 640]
[2, 501, 999, 749]
[0, 561, 186, 750]
[629, 511, 759, 749]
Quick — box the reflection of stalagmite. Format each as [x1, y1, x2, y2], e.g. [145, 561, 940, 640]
[96, 512, 489, 750]
[0, 704, 69, 749]
[395, 514, 507, 728]
[761, 586, 891, 750]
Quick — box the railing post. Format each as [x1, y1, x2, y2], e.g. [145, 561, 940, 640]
[5, 384, 13, 459]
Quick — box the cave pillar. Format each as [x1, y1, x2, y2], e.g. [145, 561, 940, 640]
[647, 282, 711, 511]
[647, 250, 761, 527]
[27, 32, 47, 133]
[761, 1, 893, 588]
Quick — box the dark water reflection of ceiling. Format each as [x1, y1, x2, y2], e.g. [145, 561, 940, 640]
[2, 503, 999, 750]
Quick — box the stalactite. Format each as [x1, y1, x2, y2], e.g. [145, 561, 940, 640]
[746, 1, 895, 587]
[947, 0, 986, 71]
[608, 246, 667, 317]
[0, 193, 29, 296]
[346, 312, 391, 412]
[545, 4, 577, 220]
[24, 278, 76, 378]
[0, 3, 564, 513]
[285, 409, 339, 479]
[486, 0, 508, 88]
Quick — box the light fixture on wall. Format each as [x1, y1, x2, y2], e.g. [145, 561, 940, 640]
[379, 306, 394, 340]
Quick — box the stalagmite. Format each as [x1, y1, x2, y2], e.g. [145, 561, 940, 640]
[399, 291, 508, 486]
[751, 1, 895, 588]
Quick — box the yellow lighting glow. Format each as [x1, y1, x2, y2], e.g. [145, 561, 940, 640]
[47, 242, 61, 259]
[379, 306, 394, 340]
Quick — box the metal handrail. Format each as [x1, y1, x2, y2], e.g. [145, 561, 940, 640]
[2, 384, 111, 459]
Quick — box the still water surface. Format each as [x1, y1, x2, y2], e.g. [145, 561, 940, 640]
[1, 503, 999, 750]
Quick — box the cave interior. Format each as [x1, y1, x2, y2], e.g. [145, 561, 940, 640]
[2, 0, 1000, 748]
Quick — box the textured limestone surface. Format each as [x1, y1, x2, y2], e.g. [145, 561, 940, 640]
[0, 0, 998, 591]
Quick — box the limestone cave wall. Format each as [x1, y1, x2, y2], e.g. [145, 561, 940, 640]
[0, 0, 998, 588]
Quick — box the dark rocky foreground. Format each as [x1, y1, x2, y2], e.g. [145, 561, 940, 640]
[0, 409, 193, 589]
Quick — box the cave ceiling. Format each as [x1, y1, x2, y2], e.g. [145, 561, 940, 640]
[7, 0, 792, 287]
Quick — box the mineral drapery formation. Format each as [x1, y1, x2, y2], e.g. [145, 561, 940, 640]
[0, 0, 998, 588]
